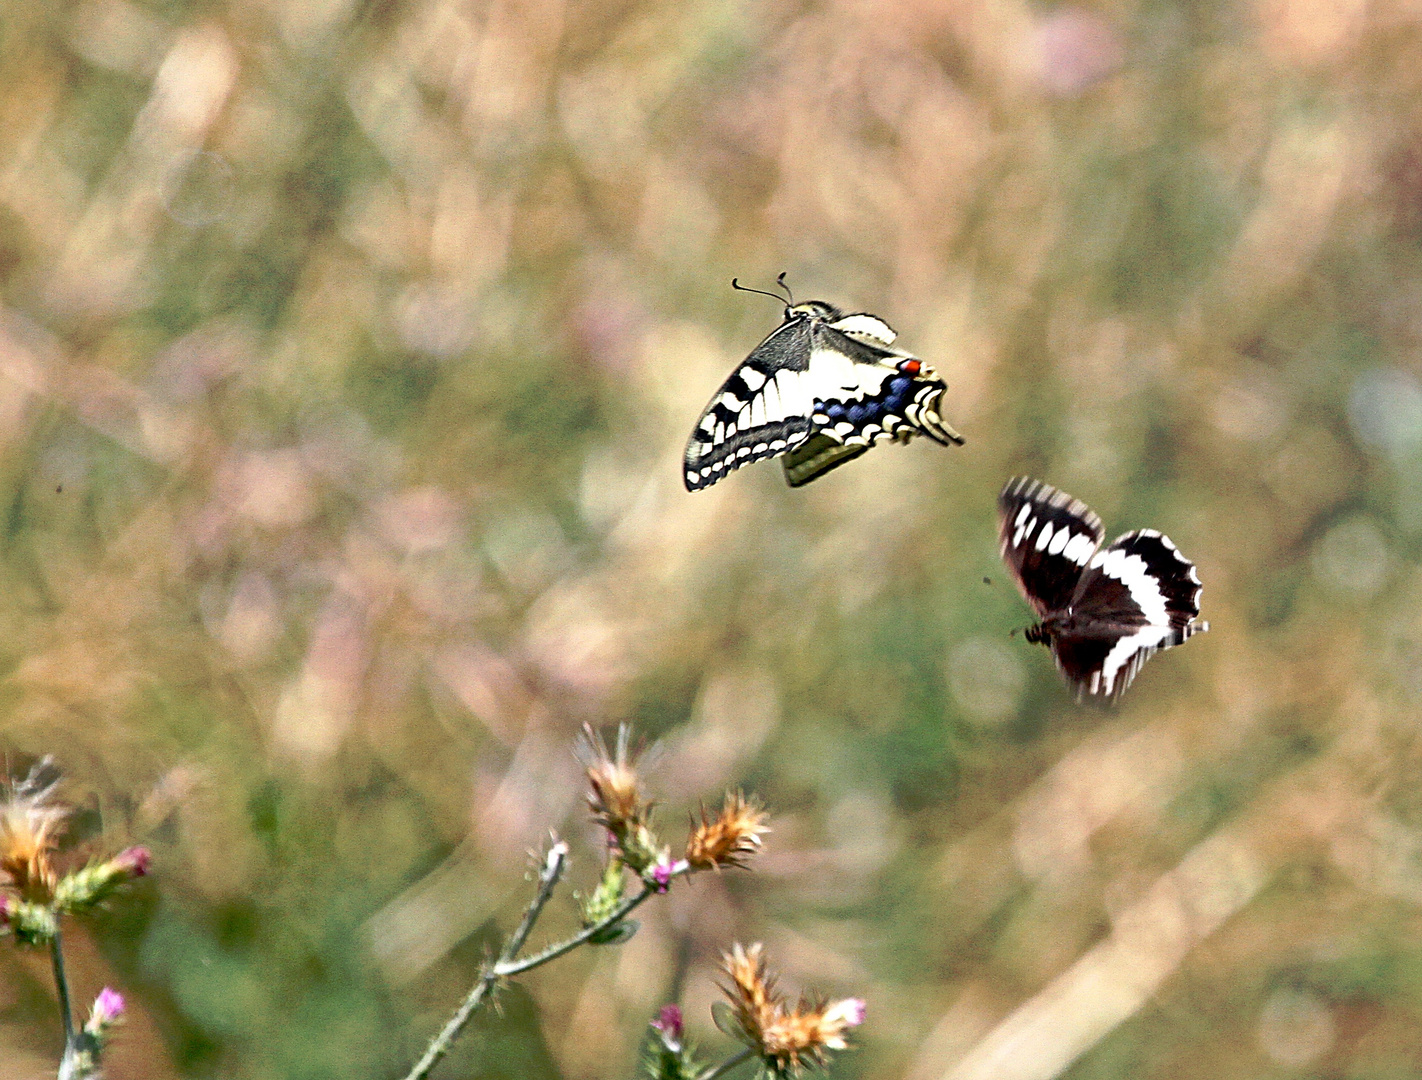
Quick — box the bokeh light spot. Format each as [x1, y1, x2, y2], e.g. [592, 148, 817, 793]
[1312, 516, 1391, 600]
[949, 636, 1026, 726]
[1256, 987, 1335, 1067]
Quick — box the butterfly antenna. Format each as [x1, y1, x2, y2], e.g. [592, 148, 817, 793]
[775, 272, 794, 304]
[731, 278, 792, 308]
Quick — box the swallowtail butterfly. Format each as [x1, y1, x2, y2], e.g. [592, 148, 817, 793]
[684, 280, 964, 491]
[998, 476, 1208, 702]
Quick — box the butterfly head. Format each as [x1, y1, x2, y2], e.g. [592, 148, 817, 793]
[787, 300, 842, 322]
[1023, 623, 1051, 645]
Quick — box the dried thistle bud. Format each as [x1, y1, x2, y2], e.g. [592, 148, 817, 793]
[578, 724, 662, 872]
[718, 942, 865, 1076]
[0, 762, 69, 904]
[685, 792, 769, 871]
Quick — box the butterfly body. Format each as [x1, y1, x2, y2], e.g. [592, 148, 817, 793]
[684, 298, 963, 491]
[998, 477, 1208, 702]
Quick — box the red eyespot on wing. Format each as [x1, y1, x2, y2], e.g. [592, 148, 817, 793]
[899, 359, 921, 376]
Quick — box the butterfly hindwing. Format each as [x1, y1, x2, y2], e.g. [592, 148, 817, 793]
[684, 300, 963, 491]
[1064, 529, 1208, 701]
[997, 477, 1105, 618]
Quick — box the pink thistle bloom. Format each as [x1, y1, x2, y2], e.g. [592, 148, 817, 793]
[649, 855, 685, 892]
[91, 987, 125, 1026]
[651, 1003, 683, 1052]
[652, 1004, 683, 1040]
[113, 846, 150, 878]
[824, 997, 866, 1029]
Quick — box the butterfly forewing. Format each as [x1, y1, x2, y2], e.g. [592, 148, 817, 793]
[683, 317, 819, 490]
[1072, 530, 1203, 629]
[997, 477, 1105, 618]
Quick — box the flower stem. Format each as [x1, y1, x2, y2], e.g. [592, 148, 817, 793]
[50, 922, 74, 1049]
[402, 845, 692, 1080]
[402, 841, 569, 1080]
[695, 1046, 755, 1080]
[495, 883, 657, 978]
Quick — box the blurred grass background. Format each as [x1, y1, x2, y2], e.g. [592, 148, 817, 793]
[1, 0, 1421, 1076]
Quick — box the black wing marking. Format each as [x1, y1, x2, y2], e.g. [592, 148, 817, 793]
[997, 477, 1104, 618]
[684, 316, 818, 491]
[1049, 634, 1117, 699]
[1061, 529, 1209, 701]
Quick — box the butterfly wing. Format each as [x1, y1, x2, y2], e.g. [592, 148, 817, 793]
[684, 316, 819, 491]
[800, 318, 964, 467]
[997, 477, 1104, 618]
[1058, 529, 1209, 701]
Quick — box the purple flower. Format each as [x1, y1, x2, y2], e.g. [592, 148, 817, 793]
[823, 997, 867, 1030]
[649, 855, 676, 892]
[113, 846, 151, 878]
[651, 1003, 683, 1051]
[89, 987, 125, 1029]
[652, 1004, 683, 1039]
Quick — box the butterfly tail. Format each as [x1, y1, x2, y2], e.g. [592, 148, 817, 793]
[913, 386, 965, 446]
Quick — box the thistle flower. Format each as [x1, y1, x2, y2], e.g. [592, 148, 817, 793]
[718, 943, 865, 1077]
[646, 1003, 700, 1080]
[0, 894, 58, 945]
[60, 987, 127, 1080]
[112, 846, 150, 878]
[578, 724, 661, 872]
[648, 853, 685, 892]
[85, 987, 125, 1036]
[0, 760, 68, 903]
[685, 792, 769, 871]
[650, 1004, 684, 1052]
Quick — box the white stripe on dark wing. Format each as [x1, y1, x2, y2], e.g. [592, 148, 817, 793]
[1086, 547, 1170, 626]
[1097, 624, 1176, 698]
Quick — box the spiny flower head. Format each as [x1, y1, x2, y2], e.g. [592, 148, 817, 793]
[685, 792, 769, 871]
[718, 943, 865, 1077]
[579, 723, 648, 829]
[578, 723, 661, 872]
[0, 758, 68, 903]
